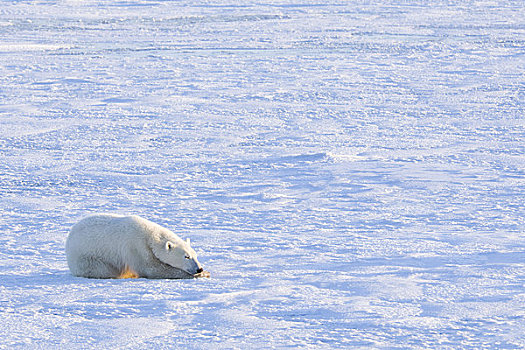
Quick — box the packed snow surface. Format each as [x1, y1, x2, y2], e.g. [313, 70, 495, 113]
[1, 0, 524, 349]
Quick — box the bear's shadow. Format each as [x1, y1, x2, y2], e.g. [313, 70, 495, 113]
[0, 270, 145, 288]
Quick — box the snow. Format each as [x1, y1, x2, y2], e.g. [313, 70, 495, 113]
[0, 0, 524, 348]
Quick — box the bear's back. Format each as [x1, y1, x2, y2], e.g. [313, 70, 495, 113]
[66, 214, 148, 258]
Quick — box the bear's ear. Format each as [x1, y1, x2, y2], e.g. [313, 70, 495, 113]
[186, 238, 191, 246]
[165, 241, 174, 251]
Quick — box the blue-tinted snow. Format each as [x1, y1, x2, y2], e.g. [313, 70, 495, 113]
[0, 1, 524, 348]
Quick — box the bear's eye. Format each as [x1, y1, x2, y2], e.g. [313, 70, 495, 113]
[184, 255, 190, 260]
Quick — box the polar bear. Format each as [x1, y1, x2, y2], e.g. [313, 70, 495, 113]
[66, 214, 209, 279]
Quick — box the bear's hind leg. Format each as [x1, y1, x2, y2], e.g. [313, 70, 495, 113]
[73, 255, 121, 279]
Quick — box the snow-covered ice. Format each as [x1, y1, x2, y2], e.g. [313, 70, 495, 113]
[1, 0, 524, 348]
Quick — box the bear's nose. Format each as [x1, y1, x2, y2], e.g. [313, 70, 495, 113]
[196, 268, 203, 274]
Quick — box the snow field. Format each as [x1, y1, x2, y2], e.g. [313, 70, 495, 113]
[1, 1, 524, 349]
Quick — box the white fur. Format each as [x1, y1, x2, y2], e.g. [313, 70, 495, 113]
[66, 214, 204, 279]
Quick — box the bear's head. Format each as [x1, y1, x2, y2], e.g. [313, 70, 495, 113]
[152, 236, 204, 277]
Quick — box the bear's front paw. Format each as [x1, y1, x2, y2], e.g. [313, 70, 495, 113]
[194, 270, 211, 278]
